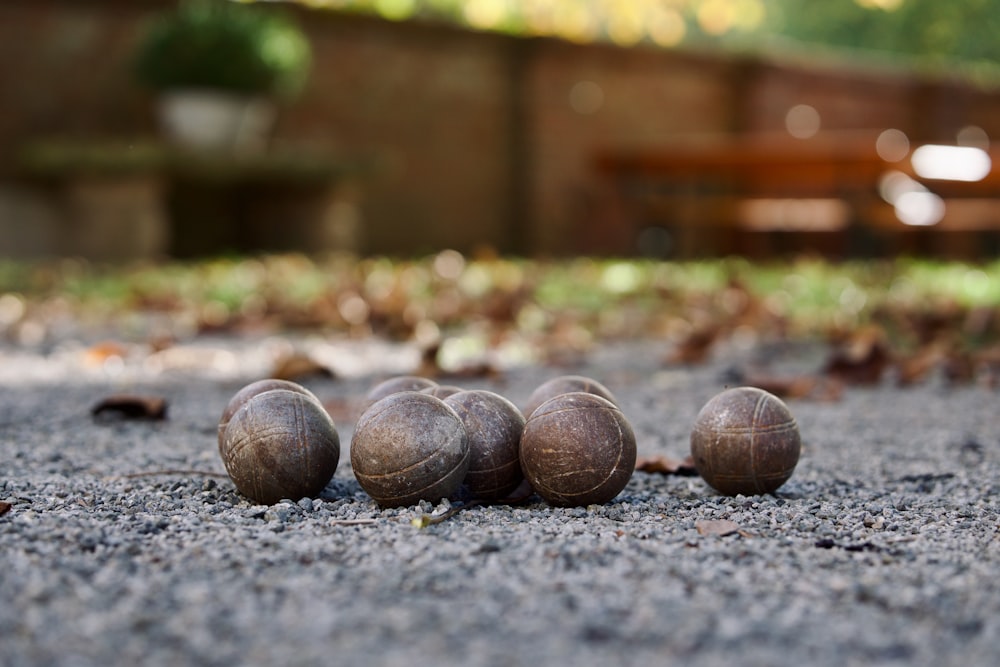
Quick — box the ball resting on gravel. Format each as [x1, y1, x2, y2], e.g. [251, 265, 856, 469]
[220, 389, 340, 505]
[522, 375, 619, 420]
[218, 378, 320, 451]
[444, 390, 525, 501]
[519, 392, 636, 507]
[690, 386, 801, 496]
[351, 391, 470, 508]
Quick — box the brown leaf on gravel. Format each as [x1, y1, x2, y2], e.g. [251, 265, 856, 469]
[944, 348, 977, 386]
[823, 325, 891, 385]
[270, 352, 336, 382]
[696, 519, 742, 537]
[91, 394, 168, 421]
[636, 455, 698, 476]
[895, 344, 947, 387]
[740, 373, 843, 402]
[416, 340, 503, 381]
[972, 345, 1000, 388]
[83, 340, 131, 367]
[664, 324, 722, 365]
[0, 501, 11, 517]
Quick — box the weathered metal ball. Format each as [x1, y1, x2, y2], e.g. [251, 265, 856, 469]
[220, 389, 340, 505]
[362, 375, 438, 412]
[218, 379, 320, 450]
[523, 375, 619, 419]
[351, 391, 470, 508]
[520, 392, 637, 507]
[690, 386, 801, 496]
[444, 390, 525, 501]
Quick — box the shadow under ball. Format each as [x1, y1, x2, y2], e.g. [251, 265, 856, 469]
[218, 378, 320, 450]
[522, 375, 619, 419]
[220, 389, 341, 505]
[690, 386, 801, 496]
[351, 391, 470, 508]
[520, 392, 637, 507]
[444, 390, 525, 501]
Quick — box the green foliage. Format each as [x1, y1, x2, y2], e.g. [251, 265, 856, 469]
[746, 0, 1000, 69]
[278, 0, 1000, 73]
[134, 0, 311, 99]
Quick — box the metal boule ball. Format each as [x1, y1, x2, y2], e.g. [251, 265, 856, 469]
[520, 392, 636, 507]
[444, 389, 525, 501]
[351, 391, 470, 508]
[218, 378, 320, 451]
[220, 389, 340, 505]
[522, 375, 619, 419]
[690, 386, 801, 496]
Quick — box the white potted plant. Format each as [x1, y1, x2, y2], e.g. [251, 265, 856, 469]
[133, 0, 311, 153]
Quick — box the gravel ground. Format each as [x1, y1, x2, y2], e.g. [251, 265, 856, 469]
[2, 335, 999, 667]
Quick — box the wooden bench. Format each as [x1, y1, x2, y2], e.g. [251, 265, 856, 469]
[593, 132, 1000, 259]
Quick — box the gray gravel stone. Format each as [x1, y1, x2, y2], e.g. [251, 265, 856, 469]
[2, 338, 999, 667]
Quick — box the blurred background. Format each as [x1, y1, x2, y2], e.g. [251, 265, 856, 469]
[2, 0, 1000, 389]
[3, 0, 1000, 262]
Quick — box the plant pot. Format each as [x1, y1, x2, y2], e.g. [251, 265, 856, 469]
[157, 89, 276, 154]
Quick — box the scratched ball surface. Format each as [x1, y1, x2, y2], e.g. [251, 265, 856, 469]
[522, 375, 619, 419]
[351, 391, 470, 508]
[690, 386, 801, 496]
[519, 392, 636, 507]
[218, 379, 320, 450]
[444, 390, 525, 501]
[220, 389, 340, 505]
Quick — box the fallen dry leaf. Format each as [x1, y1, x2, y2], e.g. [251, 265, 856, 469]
[91, 394, 168, 421]
[972, 345, 1000, 388]
[270, 352, 335, 382]
[895, 344, 947, 387]
[696, 519, 742, 537]
[0, 501, 11, 517]
[635, 455, 698, 476]
[664, 324, 722, 365]
[823, 325, 891, 385]
[740, 373, 843, 402]
[416, 340, 503, 381]
[83, 340, 130, 367]
[944, 349, 977, 386]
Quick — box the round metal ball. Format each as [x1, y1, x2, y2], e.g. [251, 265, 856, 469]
[690, 386, 801, 496]
[362, 376, 438, 412]
[218, 379, 320, 450]
[220, 389, 340, 505]
[351, 391, 470, 508]
[523, 375, 619, 419]
[520, 392, 636, 507]
[444, 390, 525, 501]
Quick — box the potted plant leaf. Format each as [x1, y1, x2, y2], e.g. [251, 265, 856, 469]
[134, 0, 311, 153]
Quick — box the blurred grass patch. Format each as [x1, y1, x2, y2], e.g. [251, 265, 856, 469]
[0, 255, 997, 347]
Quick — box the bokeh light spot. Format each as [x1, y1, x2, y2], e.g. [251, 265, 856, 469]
[785, 104, 821, 139]
[876, 128, 910, 162]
